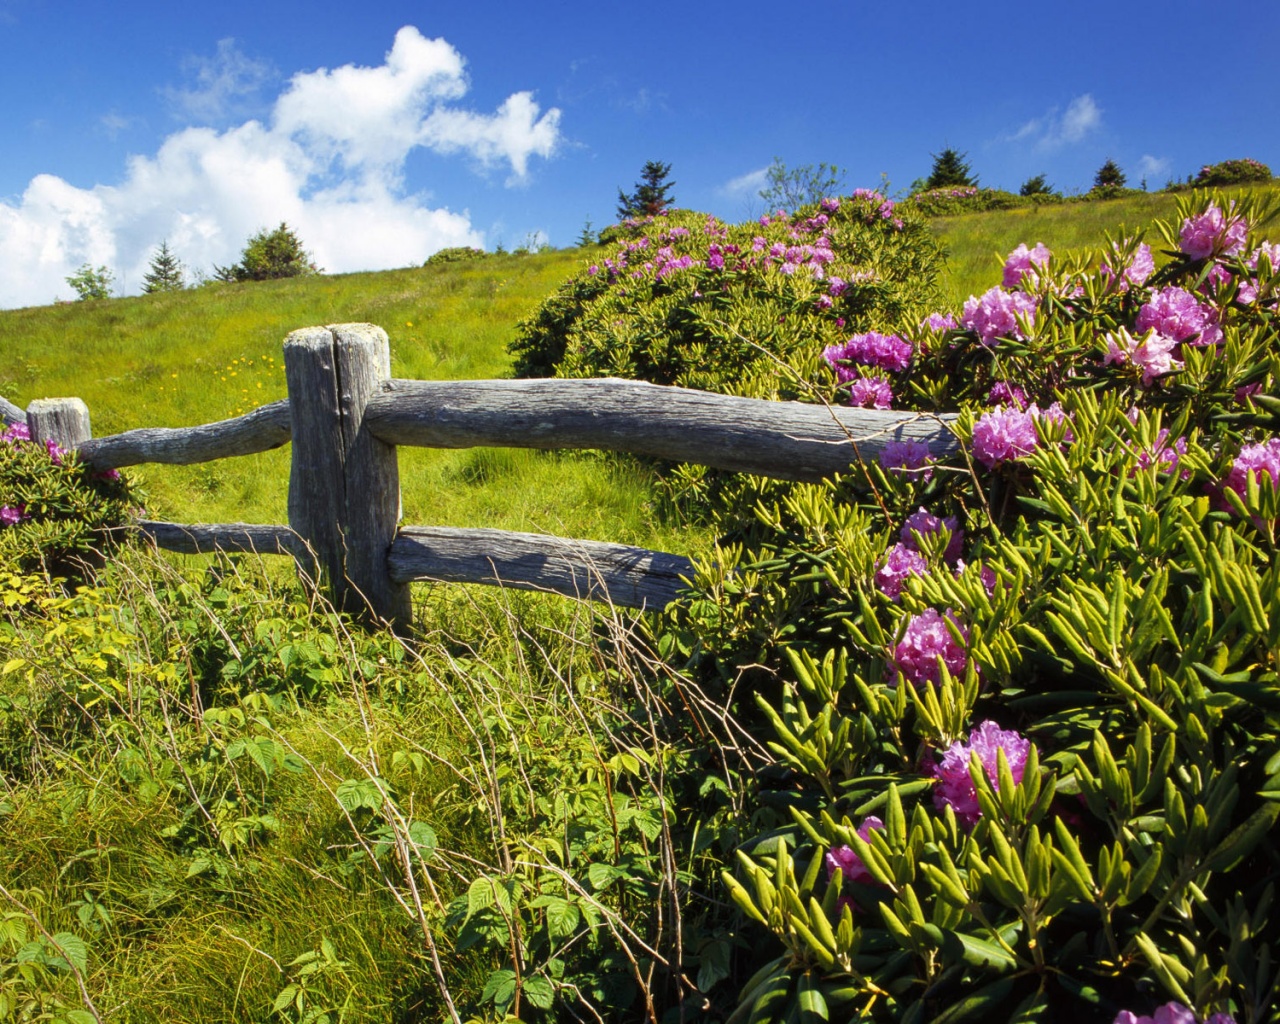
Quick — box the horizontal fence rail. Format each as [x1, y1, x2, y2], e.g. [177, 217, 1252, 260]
[15, 323, 960, 625]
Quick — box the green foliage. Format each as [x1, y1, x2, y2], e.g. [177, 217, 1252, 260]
[215, 223, 319, 283]
[64, 264, 113, 302]
[1095, 158, 1128, 189]
[616, 160, 676, 220]
[141, 241, 185, 293]
[0, 426, 137, 577]
[1197, 159, 1273, 188]
[665, 190, 1280, 1022]
[758, 157, 848, 212]
[906, 187, 1061, 217]
[423, 245, 490, 267]
[1019, 173, 1056, 197]
[923, 148, 978, 191]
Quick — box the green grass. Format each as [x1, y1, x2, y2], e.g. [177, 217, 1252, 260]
[929, 182, 1280, 307]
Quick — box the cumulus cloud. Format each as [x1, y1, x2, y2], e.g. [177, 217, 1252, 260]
[1004, 94, 1102, 151]
[0, 26, 561, 308]
[718, 166, 769, 198]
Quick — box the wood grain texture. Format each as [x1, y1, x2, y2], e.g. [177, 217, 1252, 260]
[388, 525, 695, 610]
[76, 400, 291, 470]
[366, 378, 957, 482]
[134, 520, 300, 556]
[284, 324, 410, 627]
[0, 396, 25, 427]
[27, 397, 91, 447]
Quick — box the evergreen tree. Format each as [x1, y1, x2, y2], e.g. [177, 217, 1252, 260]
[1019, 174, 1055, 197]
[1093, 158, 1127, 189]
[142, 241, 186, 293]
[214, 223, 319, 282]
[758, 157, 847, 211]
[616, 161, 676, 220]
[924, 148, 978, 190]
[577, 218, 597, 246]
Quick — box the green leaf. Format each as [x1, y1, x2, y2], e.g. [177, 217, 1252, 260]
[523, 975, 556, 1010]
[481, 968, 518, 1010]
[272, 984, 300, 1013]
[51, 932, 88, 974]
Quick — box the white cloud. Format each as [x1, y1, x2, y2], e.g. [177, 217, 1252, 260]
[1137, 154, 1171, 181]
[1003, 93, 1102, 151]
[718, 166, 769, 198]
[162, 38, 276, 124]
[0, 27, 561, 308]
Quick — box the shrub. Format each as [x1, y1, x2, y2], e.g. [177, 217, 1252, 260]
[0, 421, 137, 576]
[904, 187, 1060, 217]
[661, 188, 1280, 1022]
[423, 246, 490, 267]
[1019, 173, 1056, 197]
[1196, 158, 1273, 188]
[759, 157, 848, 211]
[65, 264, 113, 301]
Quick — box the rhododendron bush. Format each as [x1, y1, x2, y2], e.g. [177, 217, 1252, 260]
[647, 190, 1280, 1022]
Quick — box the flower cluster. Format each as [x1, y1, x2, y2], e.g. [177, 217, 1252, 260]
[986, 381, 1027, 409]
[1137, 286, 1223, 347]
[1002, 242, 1051, 288]
[892, 607, 969, 687]
[1223, 437, 1280, 502]
[0, 503, 26, 526]
[971, 405, 1039, 468]
[1101, 242, 1157, 291]
[823, 330, 913, 408]
[960, 286, 1037, 345]
[878, 439, 934, 480]
[1103, 327, 1183, 386]
[1179, 203, 1248, 260]
[824, 816, 883, 886]
[932, 721, 1031, 826]
[1114, 1002, 1234, 1024]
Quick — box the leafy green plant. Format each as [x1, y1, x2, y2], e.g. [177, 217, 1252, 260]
[1196, 159, 1273, 188]
[215, 222, 319, 282]
[64, 265, 113, 302]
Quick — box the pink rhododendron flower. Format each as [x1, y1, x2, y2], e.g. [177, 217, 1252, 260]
[824, 816, 883, 885]
[986, 381, 1027, 409]
[1134, 429, 1189, 477]
[900, 507, 963, 564]
[847, 375, 894, 409]
[823, 331, 913, 374]
[1002, 242, 1051, 289]
[971, 406, 1039, 468]
[879, 439, 934, 480]
[933, 721, 1031, 826]
[1236, 383, 1263, 404]
[961, 287, 1037, 345]
[820, 197, 840, 212]
[1136, 286, 1223, 347]
[892, 608, 969, 687]
[2, 422, 30, 443]
[45, 438, 65, 465]
[876, 543, 929, 601]
[1223, 439, 1280, 507]
[1103, 327, 1183, 386]
[1029, 402, 1075, 444]
[1101, 242, 1156, 291]
[920, 311, 957, 332]
[1179, 204, 1248, 260]
[0, 505, 26, 527]
[1113, 1002, 1209, 1024]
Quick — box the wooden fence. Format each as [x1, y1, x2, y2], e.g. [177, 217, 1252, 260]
[3, 323, 958, 627]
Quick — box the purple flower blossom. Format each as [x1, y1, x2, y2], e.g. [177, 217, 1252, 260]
[920, 311, 957, 332]
[1100, 242, 1157, 289]
[879, 439, 934, 481]
[1030, 402, 1075, 444]
[823, 331, 913, 375]
[971, 406, 1039, 468]
[900, 507, 963, 564]
[961, 287, 1038, 345]
[824, 816, 883, 885]
[2, 422, 31, 443]
[986, 381, 1027, 409]
[1134, 429, 1189, 477]
[0, 504, 26, 527]
[933, 721, 1031, 826]
[1113, 1002, 1204, 1024]
[1102, 327, 1182, 386]
[876, 543, 929, 601]
[1136, 286, 1223, 347]
[827, 277, 847, 297]
[1002, 242, 1051, 289]
[1224, 438, 1280, 502]
[892, 608, 969, 688]
[820, 197, 840, 212]
[1179, 204, 1248, 260]
[45, 438, 65, 466]
[847, 375, 894, 409]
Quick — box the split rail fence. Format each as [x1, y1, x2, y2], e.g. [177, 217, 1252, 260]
[2, 323, 958, 628]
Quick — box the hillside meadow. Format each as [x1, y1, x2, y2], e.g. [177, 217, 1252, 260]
[3, 185, 1280, 1023]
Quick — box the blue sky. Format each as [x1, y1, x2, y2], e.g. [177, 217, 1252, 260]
[0, 0, 1277, 308]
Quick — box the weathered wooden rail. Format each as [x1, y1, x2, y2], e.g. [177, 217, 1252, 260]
[5, 323, 958, 627]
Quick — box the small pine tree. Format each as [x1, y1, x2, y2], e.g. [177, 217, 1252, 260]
[577, 218, 597, 246]
[215, 223, 319, 282]
[616, 161, 676, 220]
[1093, 159, 1127, 189]
[65, 264, 113, 301]
[1019, 174, 1054, 197]
[924, 148, 978, 190]
[142, 241, 186, 293]
[758, 157, 847, 211]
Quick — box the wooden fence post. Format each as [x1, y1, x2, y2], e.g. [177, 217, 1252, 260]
[27, 398, 91, 448]
[283, 323, 411, 628]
